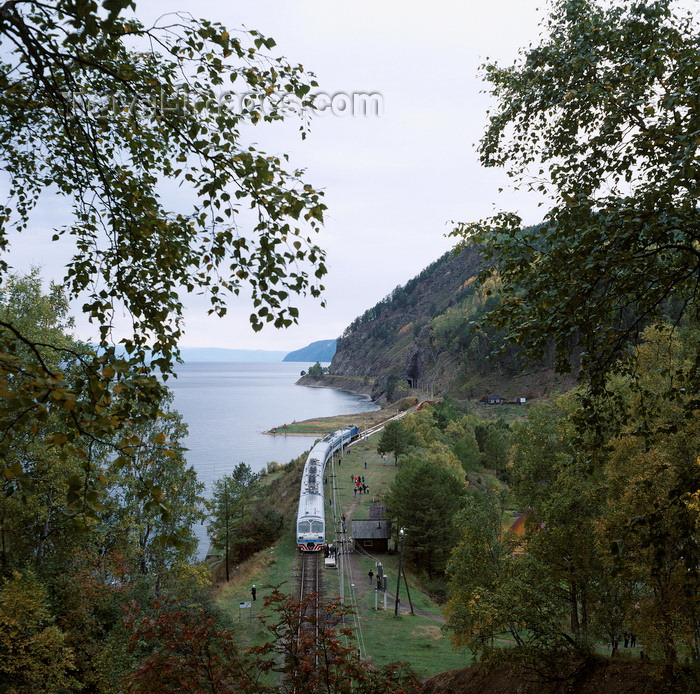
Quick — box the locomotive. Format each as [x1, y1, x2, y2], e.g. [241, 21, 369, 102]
[296, 425, 359, 551]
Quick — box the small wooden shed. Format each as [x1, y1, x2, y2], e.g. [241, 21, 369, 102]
[351, 518, 392, 553]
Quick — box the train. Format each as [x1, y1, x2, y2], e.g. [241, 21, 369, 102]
[296, 425, 359, 551]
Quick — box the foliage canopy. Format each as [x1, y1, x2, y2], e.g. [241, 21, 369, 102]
[0, 0, 326, 364]
[0, 0, 327, 506]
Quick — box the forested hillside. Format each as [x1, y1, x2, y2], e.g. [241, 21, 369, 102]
[283, 339, 337, 362]
[329, 242, 569, 404]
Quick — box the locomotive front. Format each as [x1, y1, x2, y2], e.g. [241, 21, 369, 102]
[296, 508, 324, 551]
[296, 445, 329, 551]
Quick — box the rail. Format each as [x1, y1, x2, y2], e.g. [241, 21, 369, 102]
[350, 405, 415, 445]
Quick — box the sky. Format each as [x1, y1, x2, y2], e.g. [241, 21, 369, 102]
[4, 0, 549, 352]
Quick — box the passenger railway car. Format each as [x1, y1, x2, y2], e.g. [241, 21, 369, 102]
[296, 425, 359, 551]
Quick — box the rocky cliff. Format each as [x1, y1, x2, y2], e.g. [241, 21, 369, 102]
[302, 243, 569, 405]
[328, 246, 484, 404]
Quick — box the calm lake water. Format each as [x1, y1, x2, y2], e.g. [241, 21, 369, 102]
[168, 362, 379, 556]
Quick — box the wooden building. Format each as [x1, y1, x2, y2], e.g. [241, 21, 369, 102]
[351, 518, 392, 553]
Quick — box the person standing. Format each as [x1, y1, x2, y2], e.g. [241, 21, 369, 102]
[251, 585, 257, 601]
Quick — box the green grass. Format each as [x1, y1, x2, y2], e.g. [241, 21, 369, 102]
[215, 533, 301, 654]
[216, 533, 301, 616]
[336, 553, 473, 677]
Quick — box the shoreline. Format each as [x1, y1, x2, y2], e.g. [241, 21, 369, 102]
[262, 426, 325, 437]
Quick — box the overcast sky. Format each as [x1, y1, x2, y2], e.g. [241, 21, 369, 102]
[6, 1, 550, 352]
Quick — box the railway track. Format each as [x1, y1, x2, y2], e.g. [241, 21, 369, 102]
[296, 551, 321, 682]
[353, 406, 415, 442]
[299, 550, 320, 601]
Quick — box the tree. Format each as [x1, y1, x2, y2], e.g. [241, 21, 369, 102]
[401, 442, 465, 484]
[0, 0, 327, 508]
[402, 408, 445, 448]
[376, 419, 417, 463]
[307, 361, 325, 380]
[124, 589, 420, 694]
[481, 423, 511, 478]
[452, 433, 482, 472]
[207, 463, 260, 581]
[1, 1, 326, 357]
[449, 5, 700, 662]
[444, 327, 700, 668]
[0, 271, 213, 688]
[444, 492, 512, 657]
[0, 571, 76, 692]
[0, 270, 96, 571]
[452, 0, 700, 408]
[596, 325, 700, 663]
[384, 458, 466, 578]
[105, 393, 206, 592]
[0, 272, 202, 580]
[508, 396, 611, 651]
[52, 548, 138, 691]
[123, 599, 263, 694]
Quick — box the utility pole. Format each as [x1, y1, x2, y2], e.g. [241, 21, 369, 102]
[394, 528, 405, 615]
[224, 477, 230, 583]
[394, 527, 414, 616]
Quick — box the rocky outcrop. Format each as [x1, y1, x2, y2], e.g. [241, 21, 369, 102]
[305, 243, 570, 405]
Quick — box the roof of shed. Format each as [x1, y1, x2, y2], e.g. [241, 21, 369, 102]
[351, 519, 392, 539]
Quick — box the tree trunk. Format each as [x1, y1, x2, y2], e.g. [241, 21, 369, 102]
[509, 623, 525, 647]
[580, 580, 589, 642]
[139, 523, 151, 575]
[569, 579, 580, 641]
[36, 511, 50, 568]
[1, 507, 6, 573]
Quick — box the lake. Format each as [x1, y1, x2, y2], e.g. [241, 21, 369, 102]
[168, 362, 379, 556]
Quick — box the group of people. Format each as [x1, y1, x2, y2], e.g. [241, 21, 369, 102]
[611, 631, 637, 650]
[352, 474, 369, 495]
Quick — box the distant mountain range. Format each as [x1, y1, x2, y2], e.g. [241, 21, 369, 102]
[283, 339, 337, 362]
[92, 342, 337, 363]
[178, 340, 337, 363]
